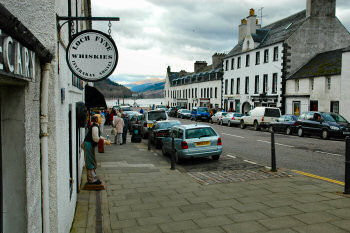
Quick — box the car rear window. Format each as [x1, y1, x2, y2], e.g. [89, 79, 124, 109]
[264, 108, 281, 117]
[148, 111, 167, 121]
[197, 107, 209, 113]
[186, 127, 217, 139]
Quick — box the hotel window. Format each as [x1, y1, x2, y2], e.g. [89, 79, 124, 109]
[327, 77, 331, 90]
[207, 88, 209, 98]
[225, 79, 228, 94]
[210, 88, 212, 98]
[230, 78, 234, 94]
[295, 79, 299, 92]
[237, 57, 241, 69]
[236, 78, 240, 94]
[204, 88, 206, 98]
[264, 49, 269, 63]
[246, 54, 250, 67]
[263, 74, 268, 93]
[245, 76, 249, 94]
[255, 51, 260, 65]
[195, 88, 197, 98]
[231, 58, 234, 70]
[310, 78, 314, 90]
[272, 73, 278, 94]
[192, 88, 194, 98]
[201, 88, 203, 97]
[225, 60, 228, 71]
[215, 87, 217, 98]
[254, 75, 259, 94]
[273, 46, 278, 61]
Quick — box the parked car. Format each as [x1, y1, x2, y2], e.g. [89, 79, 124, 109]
[129, 113, 143, 134]
[140, 110, 169, 138]
[296, 111, 350, 139]
[168, 107, 177, 117]
[178, 109, 191, 119]
[240, 107, 281, 131]
[161, 124, 222, 163]
[221, 112, 243, 127]
[191, 107, 210, 121]
[269, 115, 298, 135]
[150, 120, 181, 148]
[209, 111, 228, 124]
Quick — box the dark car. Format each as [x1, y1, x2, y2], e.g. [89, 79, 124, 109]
[178, 109, 191, 119]
[270, 115, 298, 135]
[150, 120, 181, 148]
[129, 113, 143, 134]
[296, 111, 350, 139]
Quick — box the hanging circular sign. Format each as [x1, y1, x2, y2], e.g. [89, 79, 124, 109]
[66, 30, 118, 82]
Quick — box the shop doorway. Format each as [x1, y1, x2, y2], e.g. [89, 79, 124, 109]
[242, 102, 251, 115]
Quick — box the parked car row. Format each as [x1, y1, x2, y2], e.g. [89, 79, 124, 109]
[177, 106, 350, 140]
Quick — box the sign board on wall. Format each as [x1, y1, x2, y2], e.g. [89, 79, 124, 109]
[66, 30, 118, 82]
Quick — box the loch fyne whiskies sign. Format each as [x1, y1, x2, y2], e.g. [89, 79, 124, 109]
[66, 30, 118, 82]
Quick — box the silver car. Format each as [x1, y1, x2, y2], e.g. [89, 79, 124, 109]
[161, 124, 222, 163]
[209, 112, 228, 124]
[221, 112, 243, 127]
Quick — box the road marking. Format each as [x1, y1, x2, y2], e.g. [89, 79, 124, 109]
[292, 170, 344, 186]
[243, 159, 257, 165]
[226, 154, 237, 159]
[315, 151, 342, 157]
[222, 133, 245, 138]
[256, 140, 295, 148]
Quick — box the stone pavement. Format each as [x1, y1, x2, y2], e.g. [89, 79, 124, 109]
[71, 128, 350, 233]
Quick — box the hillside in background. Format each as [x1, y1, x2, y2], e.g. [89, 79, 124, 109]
[126, 79, 165, 93]
[94, 78, 133, 99]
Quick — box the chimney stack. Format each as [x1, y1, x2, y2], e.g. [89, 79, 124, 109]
[306, 0, 336, 18]
[246, 8, 257, 35]
[194, 61, 207, 73]
[167, 66, 171, 74]
[212, 53, 226, 70]
[238, 18, 247, 42]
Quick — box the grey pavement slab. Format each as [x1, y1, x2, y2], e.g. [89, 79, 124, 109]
[71, 127, 350, 233]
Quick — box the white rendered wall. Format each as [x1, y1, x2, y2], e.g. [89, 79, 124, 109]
[223, 43, 283, 113]
[340, 51, 350, 121]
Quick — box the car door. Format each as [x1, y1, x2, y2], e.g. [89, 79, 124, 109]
[307, 113, 323, 134]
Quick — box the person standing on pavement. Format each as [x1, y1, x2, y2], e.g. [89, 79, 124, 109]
[122, 113, 128, 144]
[140, 108, 144, 114]
[113, 112, 124, 145]
[82, 114, 110, 184]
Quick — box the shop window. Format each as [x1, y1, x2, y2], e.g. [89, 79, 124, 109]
[310, 100, 318, 111]
[330, 101, 339, 114]
[293, 101, 301, 116]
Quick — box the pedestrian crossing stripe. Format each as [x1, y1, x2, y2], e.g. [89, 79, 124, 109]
[292, 170, 344, 186]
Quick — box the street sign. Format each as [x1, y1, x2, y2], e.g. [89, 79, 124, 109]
[66, 30, 118, 82]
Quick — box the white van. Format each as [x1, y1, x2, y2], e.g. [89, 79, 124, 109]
[240, 107, 281, 131]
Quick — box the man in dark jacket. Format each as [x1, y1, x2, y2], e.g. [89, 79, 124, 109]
[122, 114, 128, 144]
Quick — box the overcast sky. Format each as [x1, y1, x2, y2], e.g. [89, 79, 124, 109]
[92, 0, 350, 84]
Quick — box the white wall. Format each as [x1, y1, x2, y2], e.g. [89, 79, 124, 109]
[223, 43, 283, 113]
[340, 50, 350, 121]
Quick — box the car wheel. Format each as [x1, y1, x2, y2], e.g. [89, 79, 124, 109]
[321, 129, 329, 140]
[286, 127, 292, 135]
[240, 121, 246, 129]
[161, 145, 167, 156]
[254, 121, 260, 131]
[297, 127, 304, 137]
[212, 155, 220, 160]
[269, 126, 274, 133]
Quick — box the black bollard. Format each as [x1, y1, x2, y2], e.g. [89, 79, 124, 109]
[344, 136, 350, 194]
[170, 136, 175, 170]
[148, 129, 151, 150]
[271, 131, 277, 172]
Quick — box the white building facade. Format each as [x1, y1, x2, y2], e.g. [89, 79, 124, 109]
[164, 54, 225, 110]
[0, 1, 92, 232]
[223, 0, 350, 115]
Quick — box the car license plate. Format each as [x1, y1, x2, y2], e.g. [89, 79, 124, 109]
[147, 123, 153, 128]
[195, 141, 210, 146]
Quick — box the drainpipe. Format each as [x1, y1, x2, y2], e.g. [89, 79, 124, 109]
[41, 63, 50, 233]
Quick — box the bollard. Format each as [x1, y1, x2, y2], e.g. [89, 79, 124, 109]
[271, 131, 277, 172]
[344, 136, 350, 194]
[170, 136, 175, 170]
[148, 129, 151, 150]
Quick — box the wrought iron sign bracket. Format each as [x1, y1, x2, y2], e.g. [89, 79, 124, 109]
[56, 16, 120, 39]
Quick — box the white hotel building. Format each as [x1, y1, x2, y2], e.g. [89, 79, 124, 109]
[164, 53, 225, 110]
[223, 0, 350, 115]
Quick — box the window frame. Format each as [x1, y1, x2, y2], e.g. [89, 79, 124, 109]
[255, 51, 260, 65]
[264, 49, 269, 63]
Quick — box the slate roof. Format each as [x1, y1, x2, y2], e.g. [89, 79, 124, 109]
[288, 49, 343, 80]
[168, 72, 179, 82]
[226, 10, 307, 58]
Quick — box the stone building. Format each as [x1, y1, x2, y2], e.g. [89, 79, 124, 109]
[223, 0, 350, 114]
[0, 1, 92, 232]
[164, 53, 225, 110]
